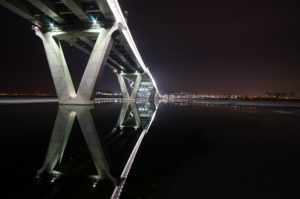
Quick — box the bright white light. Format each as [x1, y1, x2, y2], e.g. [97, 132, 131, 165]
[93, 20, 97, 24]
[51, 180, 54, 182]
[93, 184, 96, 187]
[50, 23, 53, 27]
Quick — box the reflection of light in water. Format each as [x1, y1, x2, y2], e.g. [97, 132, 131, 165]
[35, 101, 158, 199]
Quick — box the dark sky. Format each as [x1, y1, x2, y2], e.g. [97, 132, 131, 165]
[0, 0, 299, 95]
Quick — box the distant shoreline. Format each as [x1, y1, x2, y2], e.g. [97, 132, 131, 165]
[165, 99, 300, 107]
[1, 97, 300, 107]
[173, 98, 300, 101]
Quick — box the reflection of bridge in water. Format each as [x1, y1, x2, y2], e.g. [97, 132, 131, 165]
[12, 101, 158, 199]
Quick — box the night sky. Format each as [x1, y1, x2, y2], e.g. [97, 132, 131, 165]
[0, 0, 299, 95]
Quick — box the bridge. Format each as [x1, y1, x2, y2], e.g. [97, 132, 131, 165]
[0, 0, 160, 105]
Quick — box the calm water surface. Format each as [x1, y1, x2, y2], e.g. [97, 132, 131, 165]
[1, 100, 300, 199]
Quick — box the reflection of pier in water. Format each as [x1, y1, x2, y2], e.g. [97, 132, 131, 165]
[13, 101, 158, 199]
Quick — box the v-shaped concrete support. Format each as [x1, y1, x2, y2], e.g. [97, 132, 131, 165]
[117, 73, 142, 101]
[35, 23, 121, 105]
[36, 31, 77, 101]
[149, 88, 157, 99]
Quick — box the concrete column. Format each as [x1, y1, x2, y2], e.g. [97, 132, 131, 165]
[35, 30, 76, 102]
[117, 74, 129, 99]
[118, 73, 142, 101]
[129, 74, 142, 100]
[148, 100, 156, 111]
[36, 107, 76, 178]
[149, 89, 156, 99]
[64, 23, 121, 105]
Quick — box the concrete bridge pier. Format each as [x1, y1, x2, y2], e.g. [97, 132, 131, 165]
[35, 23, 121, 105]
[148, 89, 157, 100]
[35, 30, 77, 102]
[117, 73, 142, 101]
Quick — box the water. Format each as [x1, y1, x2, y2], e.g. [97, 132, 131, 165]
[1, 99, 300, 198]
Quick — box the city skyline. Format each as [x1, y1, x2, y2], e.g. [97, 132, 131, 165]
[1, 89, 298, 98]
[0, 0, 299, 95]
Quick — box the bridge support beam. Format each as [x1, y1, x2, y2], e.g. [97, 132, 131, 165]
[117, 73, 142, 101]
[35, 30, 77, 101]
[34, 23, 121, 105]
[149, 89, 157, 100]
